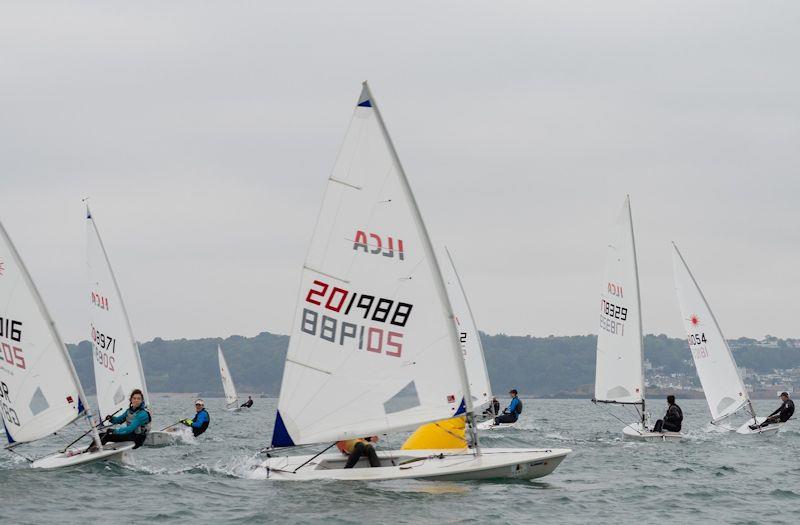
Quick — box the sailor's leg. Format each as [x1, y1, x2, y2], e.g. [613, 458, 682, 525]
[364, 444, 381, 467]
[344, 442, 365, 468]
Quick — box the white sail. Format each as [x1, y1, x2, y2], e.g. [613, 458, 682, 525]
[441, 247, 491, 411]
[0, 219, 86, 444]
[86, 207, 149, 419]
[594, 196, 645, 405]
[671, 243, 750, 422]
[271, 83, 469, 447]
[218, 344, 239, 408]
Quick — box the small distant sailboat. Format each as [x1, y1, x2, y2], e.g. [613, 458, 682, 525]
[0, 218, 133, 469]
[671, 243, 782, 435]
[218, 344, 240, 411]
[593, 196, 682, 441]
[85, 206, 174, 447]
[254, 82, 569, 480]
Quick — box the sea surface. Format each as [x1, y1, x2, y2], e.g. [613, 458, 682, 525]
[2, 397, 797, 524]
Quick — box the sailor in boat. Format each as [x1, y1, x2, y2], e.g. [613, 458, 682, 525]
[482, 396, 501, 418]
[180, 399, 210, 437]
[336, 436, 381, 468]
[750, 392, 794, 430]
[652, 395, 683, 433]
[494, 389, 523, 425]
[240, 396, 254, 408]
[88, 389, 151, 451]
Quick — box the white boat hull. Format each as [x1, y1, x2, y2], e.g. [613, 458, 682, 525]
[142, 429, 184, 447]
[31, 442, 134, 470]
[476, 419, 517, 431]
[622, 423, 683, 442]
[256, 447, 570, 481]
[735, 417, 785, 435]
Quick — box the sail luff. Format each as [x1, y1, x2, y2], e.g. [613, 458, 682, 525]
[86, 205, 149, 406]
[364, 81, 475, 417]
[218, 344, 238, 407]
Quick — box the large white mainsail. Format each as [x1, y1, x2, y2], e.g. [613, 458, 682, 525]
[441, 247, 491, 412]
[218, 344, 239, 409]
[594, 196, 645, 408]
[86, 206, 149, 419]
[671, 242, 751, 423]
[0, 218, 99, 447]
[270, 82, 470, 447]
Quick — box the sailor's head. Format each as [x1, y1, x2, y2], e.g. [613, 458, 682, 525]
[195, 399, 205, 412]
[248, 396, 253, 400]
[509, 389, 518, 397]
[129, 389, 144, 409]
[780, 392, 790, 400]
[667, 395, 676, 405]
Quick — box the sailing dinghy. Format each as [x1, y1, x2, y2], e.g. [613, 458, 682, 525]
[0, 218, 133, 469]
[255, 82, 570, 481]
[593, 197, 682, 441]
[672, 243, 782, 435]
[440, 247, 510, 432]
[218, 344, 241, 411]
[85, 207, 175, 447]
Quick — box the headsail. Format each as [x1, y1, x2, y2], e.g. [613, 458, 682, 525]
[594, 196, 645, 405]
[0, 219, 86, 443]
[218, 344, 239, 409]
[671, 243, 750, 422]
[87, 206, 149, 419]
[441, 247, 491, 412]
[271, 83, 469, 447]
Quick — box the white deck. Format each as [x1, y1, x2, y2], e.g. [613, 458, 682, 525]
[30, 442, 134, 470]
[256, 447, 570, 481]
[622, 423, 683, 442]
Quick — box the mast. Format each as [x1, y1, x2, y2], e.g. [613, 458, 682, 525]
[86, 205, 149, 406]
[364, 82, 479, 452]
[0, 219, 103, 450]
[626, 195, 647, 423]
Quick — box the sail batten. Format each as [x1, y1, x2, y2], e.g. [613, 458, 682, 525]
[594, 197, 645, 405]
[672, 243, 752, 422]
[270, 83, 469, 447]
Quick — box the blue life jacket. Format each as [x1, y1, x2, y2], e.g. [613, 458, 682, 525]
[191, 408, 210, 436]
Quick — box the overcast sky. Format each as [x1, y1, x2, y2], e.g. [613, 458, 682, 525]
[1, 1, 798, 343]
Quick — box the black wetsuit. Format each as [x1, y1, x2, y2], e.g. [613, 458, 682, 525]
[240, 399, 254, 408]
[653, 404, 683, 433]
[759, 399, 795, 427]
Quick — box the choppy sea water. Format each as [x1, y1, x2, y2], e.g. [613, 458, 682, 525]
[2, 397, 797, 524]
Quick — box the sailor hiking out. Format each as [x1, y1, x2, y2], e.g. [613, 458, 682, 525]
[90, 389, 151, 450]
[181, 399, 210, 437]
[751, 392, 794, 430]
[494, 389, 523, 425]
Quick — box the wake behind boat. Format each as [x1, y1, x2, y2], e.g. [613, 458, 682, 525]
[257, 82, 570, 481]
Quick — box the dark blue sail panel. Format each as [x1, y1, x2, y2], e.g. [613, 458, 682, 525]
[3, 422, 14, 444]
[271, 411, 296, 448]
[357, 99, 372, 107]
[454, 397, 466, 416]
[78, 398, 85, 415]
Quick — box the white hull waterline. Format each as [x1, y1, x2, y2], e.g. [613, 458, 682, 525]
[257, 447, 570, 481]
[30, 442, 134, 470]
[735, 417, 784, 436]
[142, 430, 183, 447]
[622, 423, 683, 442]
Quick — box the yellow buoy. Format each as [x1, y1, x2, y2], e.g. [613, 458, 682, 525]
[401, 416, 467, 450]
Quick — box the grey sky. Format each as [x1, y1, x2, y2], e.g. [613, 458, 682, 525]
[1, 1, 798, 343]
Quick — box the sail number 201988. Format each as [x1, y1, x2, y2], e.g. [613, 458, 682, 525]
[300, 279, 413, 358]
